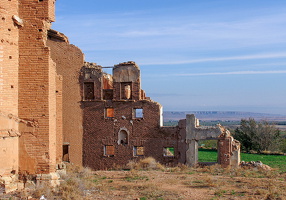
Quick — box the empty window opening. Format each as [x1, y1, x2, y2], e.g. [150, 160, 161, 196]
[62, 144, 70, 162]
[104, 145, 115, 157]
[133, 146, 144, 156]
[121, 82, 132, 99]
[84, 82, 94, 100]
[198, 140, 218, 163]
[105, 108, 114, 118]
[118, 130, 128, 145]
[134, 108, 143, 118]
[163, 147, 174, 157]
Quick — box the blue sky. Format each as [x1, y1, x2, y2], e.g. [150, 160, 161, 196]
[52, 0, 286, 115]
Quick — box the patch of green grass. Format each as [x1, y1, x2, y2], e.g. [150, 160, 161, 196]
[230, 190, 236, 195]
[198, 149, 286, 172]
[198, 148, 217, 162]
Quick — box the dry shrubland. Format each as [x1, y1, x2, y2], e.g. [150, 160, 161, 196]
[1, 157, 286, 200]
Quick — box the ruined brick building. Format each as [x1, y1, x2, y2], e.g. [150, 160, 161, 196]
[80, 62, 240, 170]
[81, 62, 187, 169]
[0, 0, 240, 192]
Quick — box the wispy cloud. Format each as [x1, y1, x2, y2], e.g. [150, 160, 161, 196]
[54, 9, 286, 52]
[140, 53, 286, 66]
[175, 70, 286, 77]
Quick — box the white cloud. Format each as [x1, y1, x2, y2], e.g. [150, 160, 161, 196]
[139, 52, 286, 66]
[175, 70, 286, 77]
[53, 9, 286, 52]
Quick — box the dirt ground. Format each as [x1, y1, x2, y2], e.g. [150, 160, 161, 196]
[2, 164, 286, 200]
[90, 169, 286, 200]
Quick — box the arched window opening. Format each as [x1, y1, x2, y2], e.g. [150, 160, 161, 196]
[118, 130, 128, 145]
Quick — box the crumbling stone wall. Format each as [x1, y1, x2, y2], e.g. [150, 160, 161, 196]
[55, 75, 63, 164]
[186, 114, 240, 167]
[0, 0, 20, 115]
[18, 0, 60, 174]
[0, 112, 19, 177]
[217, 125, 241, 167]
[47, 31, 84, 166]
[82, 62, 186, 169]
[81, 63, 240, 170]
[0, 0, 21, 177]
[1, 0, 240, 181]
[0, 1, 70, 191]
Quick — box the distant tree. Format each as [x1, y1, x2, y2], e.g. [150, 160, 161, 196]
[233, 127, 253, 153]
[233, 118, 280, 153]
[256, 120, 280, 151]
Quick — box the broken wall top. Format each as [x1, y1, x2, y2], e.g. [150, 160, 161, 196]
[48, 29, 69, 43]
[83, 62, 103, 80]
[113, 61, 140, 82]
[186, 114, 224, 141]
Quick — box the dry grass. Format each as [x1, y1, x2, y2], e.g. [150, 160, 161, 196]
[127, 157, 165, 170]
[2, 159, 286, 200]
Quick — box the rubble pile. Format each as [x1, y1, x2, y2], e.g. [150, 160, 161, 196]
[240, 161, 272, 170]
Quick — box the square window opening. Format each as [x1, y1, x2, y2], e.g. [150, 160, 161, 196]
[133, 146, 144, 156]
[105, 108, 114, 118]
[163, 147, 174, 157]
[104, 145, 115, 157]
[84, 82, 94, 100]
[134, 108, 143, 118]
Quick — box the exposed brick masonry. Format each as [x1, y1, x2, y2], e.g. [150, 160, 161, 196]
[82, 62, 186, 170]
[18, 0, 58, 174]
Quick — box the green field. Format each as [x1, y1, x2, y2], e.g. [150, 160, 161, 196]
[198, 149, 286, 172]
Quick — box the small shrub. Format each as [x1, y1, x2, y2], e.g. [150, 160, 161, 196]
[127, 157, 165, 170]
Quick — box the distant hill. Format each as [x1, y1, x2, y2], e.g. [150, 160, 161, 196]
[163, 111, 286, 122]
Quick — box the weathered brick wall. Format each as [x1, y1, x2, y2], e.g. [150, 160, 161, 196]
[83, 100, 184, 169]
[47, 37, 84, 166]
[18, 0, 58, 174]
[0, 0, 20, 176]
[56, 75, 63, 163]
[218, 138, 231, 167]
[0, 0, 19, 115]
[0, 0, 19, 119]
[82, 63, 188, 170]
